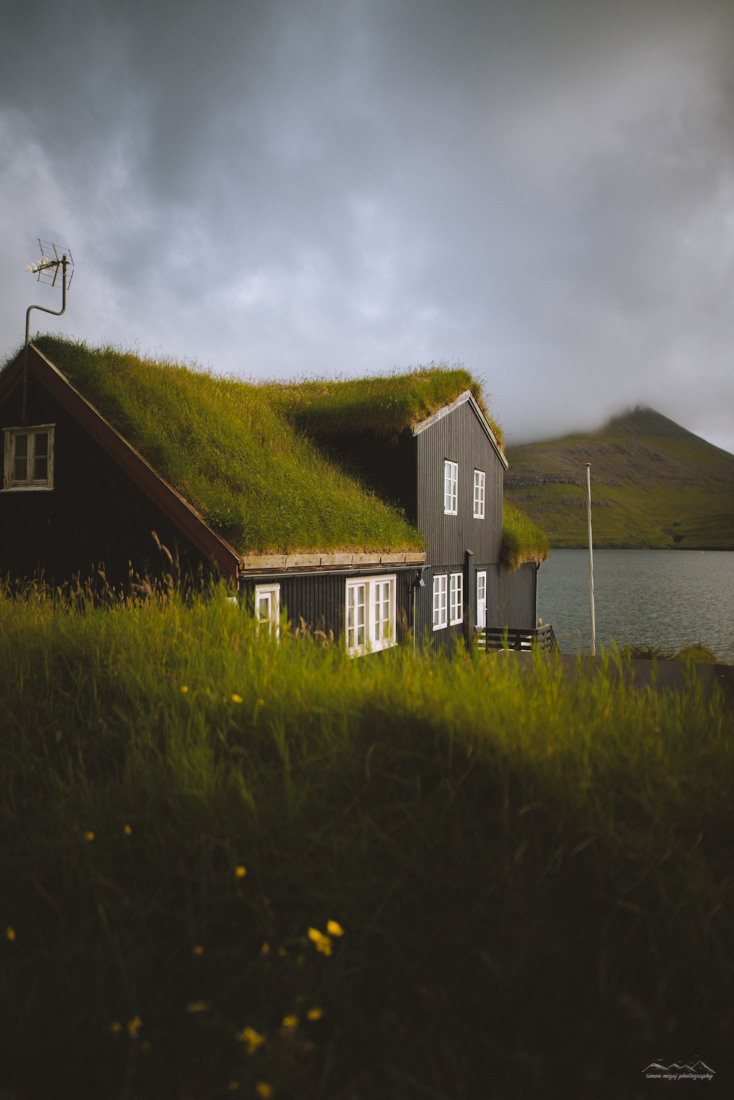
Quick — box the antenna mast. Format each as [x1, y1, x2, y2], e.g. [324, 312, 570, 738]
[22, 239, 74, 424]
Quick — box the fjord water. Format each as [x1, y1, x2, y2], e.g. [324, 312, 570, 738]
[537, 549, 734, 662]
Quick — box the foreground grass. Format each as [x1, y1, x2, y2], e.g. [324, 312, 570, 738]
[1, 587, 733, 1099]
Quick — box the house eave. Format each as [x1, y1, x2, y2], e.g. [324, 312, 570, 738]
[412, 391, 508, 469]
[239, 551, 426, 576]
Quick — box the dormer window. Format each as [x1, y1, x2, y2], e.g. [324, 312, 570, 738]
[3, 425, 55, 490]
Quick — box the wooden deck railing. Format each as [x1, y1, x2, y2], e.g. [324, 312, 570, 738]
[478, 623, 558, 654]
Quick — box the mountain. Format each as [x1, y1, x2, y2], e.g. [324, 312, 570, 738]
[504, 407, 734, 549]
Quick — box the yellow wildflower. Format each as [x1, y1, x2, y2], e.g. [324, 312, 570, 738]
[231, 694, 243, 704]
[124, 824, 132, 836]
[193, 944, 204, 956]
[110, 1020, 123, 1033]
[277, 946, 287, 957]
[255, 1084, 273, 1098]
[84, 831, 95, 842]
[282, 1015, 298, 1028]
[186, 1001, 210, 1013]
[6, 927, 15, 942]
[235, 865, 247, 878]
[256, 698, 265, 707]
[181, 685, 188, 694]
[236, 1025, 265, 1054]
[295, 954, 305, 967]
[307, 927, 332, 956]
[326, 920, 344, 937]
[307, 1008, 323, 1021]
[127, 1016, 143, 1038]
[260, 942, 271, 956]
[227, 1083, 240, 1091]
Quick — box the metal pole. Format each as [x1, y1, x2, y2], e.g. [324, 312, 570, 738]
[586, 462, 596, 657]
[22, 254, 68, 424]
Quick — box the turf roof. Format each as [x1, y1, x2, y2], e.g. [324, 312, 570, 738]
[261, 368, 505, 447]
[5, 336, 546, 566]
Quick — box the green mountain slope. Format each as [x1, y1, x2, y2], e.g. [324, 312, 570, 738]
[504, 407, 734, 549]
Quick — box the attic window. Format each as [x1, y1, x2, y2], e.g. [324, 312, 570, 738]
[444, 460, 458, 515]
[3, 425, 55, 491]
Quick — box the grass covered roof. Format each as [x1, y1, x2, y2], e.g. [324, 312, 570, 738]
[261, 368, 504, 446]
[5, 336, 546, 567]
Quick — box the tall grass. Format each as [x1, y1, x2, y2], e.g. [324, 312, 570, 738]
[1, 585, 732, 1099]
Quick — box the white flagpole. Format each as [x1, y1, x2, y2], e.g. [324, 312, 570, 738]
[586, 462, 596, 656]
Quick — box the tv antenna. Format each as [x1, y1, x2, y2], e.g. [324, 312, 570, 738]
[22, 239, 74, 424]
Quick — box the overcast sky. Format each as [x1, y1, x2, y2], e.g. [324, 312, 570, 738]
[2, 0, 734, 449]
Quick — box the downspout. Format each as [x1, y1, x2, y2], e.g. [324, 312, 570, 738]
[464, 549, 475, 647]
[411, 568, 424, 649]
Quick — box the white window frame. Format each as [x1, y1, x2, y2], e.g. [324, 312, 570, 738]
[449, 572, 464, 626]
[444, 460, 458, 515]
[254, 583, 280, 637]
[476, 571, 487, 630]
[433, 574, 448, 630]
[473, 469, 485, 519]
[3, 424, 55, 491]
[346, 575, 396, 657]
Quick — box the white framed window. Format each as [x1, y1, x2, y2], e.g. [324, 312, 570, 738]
[449, 572, 463, 625]
[473, 469, 485, 519]
[373, 579, 393, 644]
[444, 460, 458, 515]
[346, 575, 396, 656]
[433, 574, 448, 630]
[476, 571, 487, 630]
[3, 425, 55, 491]
[254, 583, 280, 636]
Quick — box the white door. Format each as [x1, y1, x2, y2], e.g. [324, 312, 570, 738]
[476, 571, 487, 630]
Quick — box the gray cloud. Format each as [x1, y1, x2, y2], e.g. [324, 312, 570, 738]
[2, 0, 734, 449]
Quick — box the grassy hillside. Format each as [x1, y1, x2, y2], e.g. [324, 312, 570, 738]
[1, 584, 732, 1098]
[505, 406, 734, 549]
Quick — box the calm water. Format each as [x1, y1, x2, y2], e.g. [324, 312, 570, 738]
[537, 549, 734, 662]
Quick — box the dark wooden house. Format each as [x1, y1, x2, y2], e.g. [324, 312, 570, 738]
[294, 390, 540, 647]
[0, 339, 545, 653]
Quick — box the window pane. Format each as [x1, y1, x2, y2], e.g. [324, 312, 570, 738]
[444, 461, 457, 513]
[13, 434, 28, 481]
[434, 575, 447, 628]
[473, 470, 485, 518]
[356, 585, 366, 646]
[257, 595, 270, 624]
[33, 432, 48, 481]
[450, 573, 463, 623]
[374, 581, 392, 641]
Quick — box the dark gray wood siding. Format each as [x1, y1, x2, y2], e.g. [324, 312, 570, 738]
[415, 401, 503, 568]
[241, 568, 415, 644]
[485, 563, 537, 630]
[414, 561, 536, 649]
